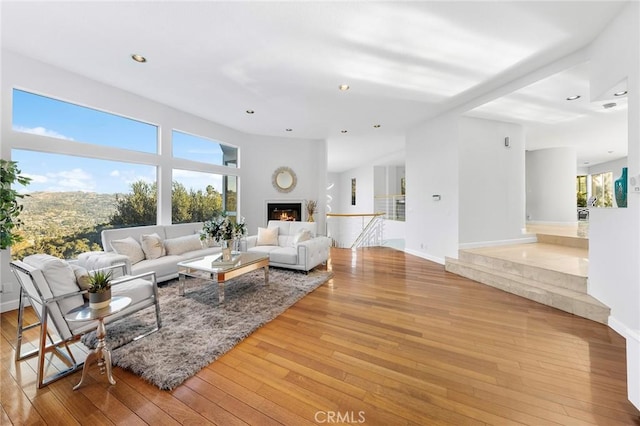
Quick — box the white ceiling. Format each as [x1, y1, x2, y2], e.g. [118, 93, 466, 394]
[0, 1, 629, 172]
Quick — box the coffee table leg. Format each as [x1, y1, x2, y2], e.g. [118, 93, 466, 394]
[218, 277, 224, 303]
[178, 273, 186, 296]
[264, 265, 269, 285]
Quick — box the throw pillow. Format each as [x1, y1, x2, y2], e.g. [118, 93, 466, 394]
[293, 229, 312, 246]
[164, 234, 202, 256]
[70, 263, 91, 299]
[110, 236, 145, 265]
[140, 233, 165, 260]
[257, 227, 279, 246]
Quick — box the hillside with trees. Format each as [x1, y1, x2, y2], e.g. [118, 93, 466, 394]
[13, 181, 224, 260]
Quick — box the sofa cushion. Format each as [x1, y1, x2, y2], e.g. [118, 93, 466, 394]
[111, 277, 154, 305]
[110, 236, 145, 265]
[164, 234, 202, 256]
[269, 247, 298, 265]
[140, 233, 165, 260]
[257, 227, 278, 246]
[292, 229, 312, 246]
[131, 256, 183, 279]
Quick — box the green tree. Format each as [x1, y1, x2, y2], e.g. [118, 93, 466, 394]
[110, 181, 158, 226]
[110, 180, 223, 226]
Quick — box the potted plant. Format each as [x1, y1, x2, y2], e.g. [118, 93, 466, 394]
[1, 160, 32, 250]
[200, 214, 247, 260]
[88, 270, 112, 310]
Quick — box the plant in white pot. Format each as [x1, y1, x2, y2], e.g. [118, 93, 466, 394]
[88, 270, 112, 310]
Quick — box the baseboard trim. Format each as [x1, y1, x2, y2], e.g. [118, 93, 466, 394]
[608, 316, 640, 411]
[0, 298, 20, 313]
[404, 248, 444, 265]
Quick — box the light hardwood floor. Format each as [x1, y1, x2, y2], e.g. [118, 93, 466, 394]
[2, 247, 639, 425]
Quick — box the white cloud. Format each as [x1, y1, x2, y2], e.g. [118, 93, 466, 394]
[30, 168, 97, 192]
[23, 173, 48, 184]
[110, 170, 121, 177]
[13, 125, 74, 141]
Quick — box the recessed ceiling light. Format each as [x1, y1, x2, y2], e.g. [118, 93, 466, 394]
[608, 150, 614, 154]
[566, 95, 581, 101]
[341, 130, 348, 133]
[614, 90, 627, 97]
[285, 128, 292, 132]
[603, 102, 617, 109]
[131, 54, 147, 63]
[373, 124, 381, 128]
[338, 84, 350, 91]
[246, 110, 255, 114]
[584, 161, 590, 165]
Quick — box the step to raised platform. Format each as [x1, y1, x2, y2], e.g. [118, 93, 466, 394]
[445, 249, 609, 324]
[536, 233, 589, 250]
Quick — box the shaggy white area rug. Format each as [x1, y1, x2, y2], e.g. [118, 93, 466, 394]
[82, 268, 332, 390]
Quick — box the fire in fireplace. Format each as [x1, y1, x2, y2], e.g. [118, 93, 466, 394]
[267, 202, 302, 221]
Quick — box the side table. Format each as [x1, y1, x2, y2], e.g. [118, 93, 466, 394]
[66, 296, 131, 390]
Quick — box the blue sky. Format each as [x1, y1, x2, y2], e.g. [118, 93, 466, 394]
[12, 89, 227, 194]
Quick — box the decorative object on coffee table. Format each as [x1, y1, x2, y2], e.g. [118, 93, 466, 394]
[88, 269, 112, 310]
[200, 214, 246, 253]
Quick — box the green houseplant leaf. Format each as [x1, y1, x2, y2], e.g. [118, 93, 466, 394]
[1, 159, 32, 250]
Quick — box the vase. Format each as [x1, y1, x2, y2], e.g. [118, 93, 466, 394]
[89, 288, 111, 310]
[222, 239, 234, 261]
[614, 167, 628, 208]
[308, 213, 314, 222]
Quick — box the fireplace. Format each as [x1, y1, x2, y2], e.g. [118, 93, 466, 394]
[267, 202, 302, 222]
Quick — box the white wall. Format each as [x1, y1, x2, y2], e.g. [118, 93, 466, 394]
[525, 147, 577, 224]
[459, 117, 526, 245]
[405, 112, 460, 264]
[0, 51, 327, 312]
[327, 164, 375, 247]
[587, 1, 640, 410]
[240, 133, 326, 234]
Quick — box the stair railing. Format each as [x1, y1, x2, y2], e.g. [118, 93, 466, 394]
[326, 213, 385, 249]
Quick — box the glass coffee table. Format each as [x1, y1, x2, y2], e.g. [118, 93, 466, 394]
[177, 252, 269, 303]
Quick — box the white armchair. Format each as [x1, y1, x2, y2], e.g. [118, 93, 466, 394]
[10, 254, 161, 388]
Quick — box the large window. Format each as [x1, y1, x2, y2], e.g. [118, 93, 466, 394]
[576, 175, 587, 207]
[171, 169, 226, 224]
[11, 150, 157, 259]
[172, 130, 237, 167]
[590, 172, 613, 207]
[12, 89, 158, 153]
[10, 90, 241, 260]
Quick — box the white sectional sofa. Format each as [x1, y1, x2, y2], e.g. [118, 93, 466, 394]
[241, 220, 331, 272]
[77, 222, 220, 282]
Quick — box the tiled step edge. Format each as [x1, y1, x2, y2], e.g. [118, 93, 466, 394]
[458, 250, 587, 293]
[445, 257, 609, 325]
[536, 233, 589, 250]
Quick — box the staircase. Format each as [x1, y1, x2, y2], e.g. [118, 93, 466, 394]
[445, 232, 610, 324]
